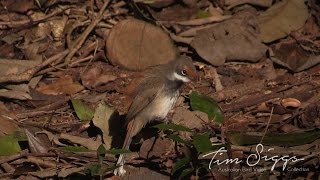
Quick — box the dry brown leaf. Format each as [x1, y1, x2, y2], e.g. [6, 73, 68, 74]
[191, 10, 267, 66]
[0, 102, 19, 137]
[270, 42, 320, 72]
[258, 0, 309, 43]
[150, 4, 198, 21]
[36, 75, 84, 95]
[0, 43, 16, 59]
[80, 66, 117, 89]
[106, 19, 177, 70]
[139, 137, 173, 160]
[281, 98, 301, 108]
[1, 0, 37, 13]
[0, 59, 40, 76]
[279, 124, 301, 133]
[25, 129, 48, 153]
[172, 107, 209, 130]
[49, 16, 68, 40]
[29, 88, 69, 107]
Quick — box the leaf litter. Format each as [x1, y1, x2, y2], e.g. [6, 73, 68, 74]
[0, 0, 319, 179]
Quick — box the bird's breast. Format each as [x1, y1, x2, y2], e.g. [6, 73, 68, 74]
[151, 90, 179, 120]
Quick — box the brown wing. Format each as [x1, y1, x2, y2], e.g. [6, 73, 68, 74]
[125, 76, 164, 122]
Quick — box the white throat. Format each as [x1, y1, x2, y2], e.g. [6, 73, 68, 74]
[172, 72, 190, 82]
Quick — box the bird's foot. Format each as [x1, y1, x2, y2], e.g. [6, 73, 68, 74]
[113, 165, 126, 176]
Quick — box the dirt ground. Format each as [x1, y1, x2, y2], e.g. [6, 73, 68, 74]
[0, 0, 319, 179]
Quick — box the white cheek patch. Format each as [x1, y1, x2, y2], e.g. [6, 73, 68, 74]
[173, 72, 190, 82]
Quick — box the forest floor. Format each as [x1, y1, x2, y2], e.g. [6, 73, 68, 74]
[0, 0, 319, 179]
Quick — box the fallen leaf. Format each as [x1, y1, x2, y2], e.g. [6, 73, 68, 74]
[92, 101, 120, 149]
[0, 131, 26, 156]
[191, 10, 267, 66]
[106, 19, 177, 70]
[25, 129, 48, 153]
[258, 0, 309, 43]
[80, 66, 117, 89]
[139, 137, 173, 160]
[29, 88, 69, 108]
[0, 134, 21, 155]
[0, 89, 31, 100]
[0, 102, 20, 136]
[49, 16, 68, 40]
[281, 98, 301, 108]
[71, 99, 95, 121]
[59, 133, 103, 150]
[270, 42, 320, 72]
[0, 59, 40, 76]
[37, 75, 84, 95]
[1, 0, 37, 13]
[150, 4, 198, 21]
[172, 107, 209, 130]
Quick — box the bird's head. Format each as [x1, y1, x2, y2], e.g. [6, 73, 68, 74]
[169, 56, 198, 83]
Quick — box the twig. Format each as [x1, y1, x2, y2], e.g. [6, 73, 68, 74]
[169, 33, 193, 44]
[212, 67, 223, 91]
[66, 20, 91, 48]
[65, 0, 111, 64]
[259, 106, 274, 144]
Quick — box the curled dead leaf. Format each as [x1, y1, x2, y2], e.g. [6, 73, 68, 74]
[281, 98, 301, 108]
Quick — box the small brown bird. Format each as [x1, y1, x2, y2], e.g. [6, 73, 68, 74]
[114, 56, 198, 176]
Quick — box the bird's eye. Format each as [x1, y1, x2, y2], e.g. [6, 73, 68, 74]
[181, 69, 187, 76]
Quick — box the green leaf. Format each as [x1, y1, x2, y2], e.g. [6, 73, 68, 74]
[226, 131, 320, 146]
[87, 163, 101, 176]
[106, 148, 131, 155]
[59, 146, 92, 152]
[97, 144, 107, 156]
[190, 91, 224, 124]
[172, 156, 192, 175]
[154, 123, 192, 132]
[178, 168, 194, 180]
[71, 99, 94, 121]
[192, 133, 212, 153]
[97, 144, 107, 163]
[168, 134, 189, 144]
[0, 134, 21, 156]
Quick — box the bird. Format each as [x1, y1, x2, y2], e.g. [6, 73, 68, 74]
[114, 56, 198, 176]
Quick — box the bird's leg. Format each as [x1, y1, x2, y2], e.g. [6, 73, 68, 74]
[114, 118, 145, 176]
[114, 120, 134, 176]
